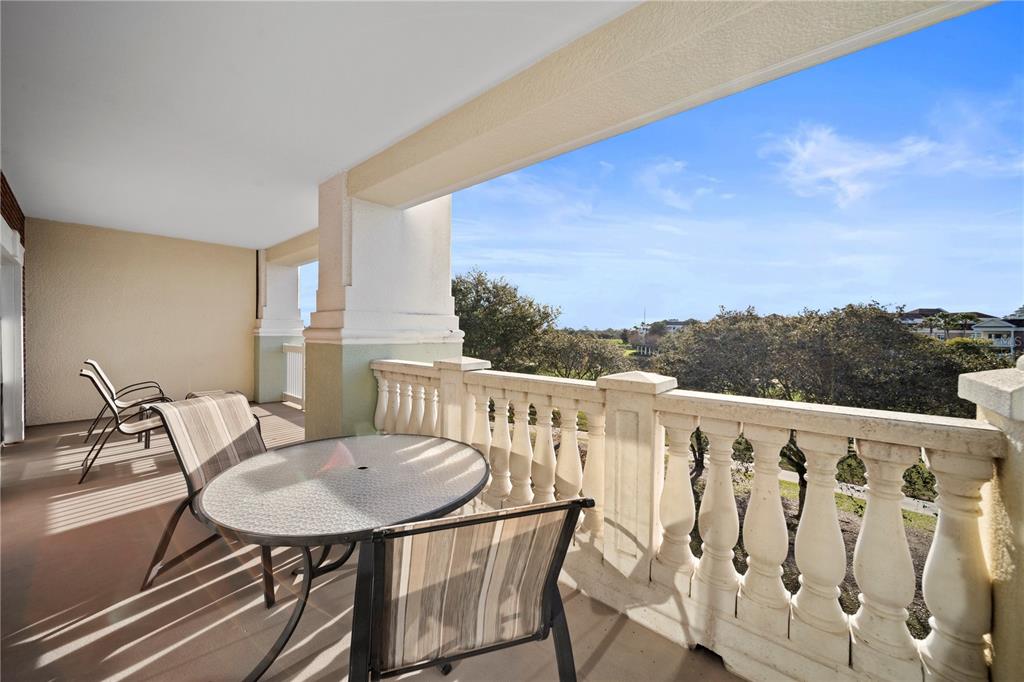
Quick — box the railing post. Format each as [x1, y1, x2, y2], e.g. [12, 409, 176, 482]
[434, 357, 490, 442]
[956, 359, 1022, 682]
[595, 371, 677, 580]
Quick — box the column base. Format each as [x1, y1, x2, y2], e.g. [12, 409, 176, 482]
[253, 333, 304, 404]
[304, 338, 462, 440]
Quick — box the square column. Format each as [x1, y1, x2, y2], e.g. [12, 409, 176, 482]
[959, 359, 1024, 682]
[595, 371, 678, 578]
[304, 172, 463, 439]
[253, 250, 305, 403]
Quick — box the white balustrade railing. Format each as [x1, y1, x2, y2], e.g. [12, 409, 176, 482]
[282, 342, 304, 407]
[369, 358, 1007, 682]
[370, 360, 441, 437]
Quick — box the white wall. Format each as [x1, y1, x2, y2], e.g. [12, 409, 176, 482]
[25, 219, 256, 425]
[1, 218, 26, 442]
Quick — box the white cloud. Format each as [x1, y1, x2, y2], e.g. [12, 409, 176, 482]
[636, 158, 721, 210]
[762, 124, 935, 207]
[598, 160, 615, 177]
[764, 86, 1023, 207]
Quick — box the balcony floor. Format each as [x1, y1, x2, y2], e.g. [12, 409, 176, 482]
[1, 403, 737, 681]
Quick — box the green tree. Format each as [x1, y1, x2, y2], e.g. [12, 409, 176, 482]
[951, 313, 978, 336]
[452, 270, 559, 372]
[653, 303, 1010, 514]
[647, 321, 668, 336]
[538, 330, 635, 380]
[654, 308, 794, 400]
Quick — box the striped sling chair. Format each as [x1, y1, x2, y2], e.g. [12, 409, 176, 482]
[348, 498, 593, 682]
[141, 392, 278, 607]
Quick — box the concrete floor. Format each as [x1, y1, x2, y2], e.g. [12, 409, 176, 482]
[1, 403, 737, 681]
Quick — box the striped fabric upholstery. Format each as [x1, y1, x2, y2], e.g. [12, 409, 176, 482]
[150, 392, 265, 492]
[378, 501, 570, 672]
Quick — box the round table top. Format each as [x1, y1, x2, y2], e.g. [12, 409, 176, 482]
[195, 435, 489, 547]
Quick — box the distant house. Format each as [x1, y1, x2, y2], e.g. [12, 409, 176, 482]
[662, 319, 690, 332]
[972, 305, 1024, 353]
[899, 307, 947, 325]
[902, 308, 996, 340]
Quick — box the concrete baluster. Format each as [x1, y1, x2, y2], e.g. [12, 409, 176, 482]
[579, 407, 606, 544]
[470, 385, 492, 464]
[790, 431, 850, 665]
[373, 371, 387, 432]
[919, 448, 994, 682]
[532, 400, 557, 503]
[396, 379, 413, 433]
[849, 440, 921, 679]
[421, 385, 437, 436]
[554, 400, 583, 499]
[737, 424, 792, 637]
[507, 395, 535, 507]
[485, 395, 513, 505]
[692, 418, 742, 615]
[384, 376, 400, 434]
[652, 414, 699, 593]
[409, 383, 425, 435]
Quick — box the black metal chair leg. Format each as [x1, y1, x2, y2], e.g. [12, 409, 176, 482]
[261, 546, 275, 608]
[549, 586, 577, 682]
[244, 547, 313, 682]
[79, 424, 117, 484]
[81, 415, 115, 468]
[141, 498, 190, 590]
[84, 404, 109, 443]
[348, 543, 374, 682]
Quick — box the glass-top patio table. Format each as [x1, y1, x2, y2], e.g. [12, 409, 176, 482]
[195, 434, 489, 682]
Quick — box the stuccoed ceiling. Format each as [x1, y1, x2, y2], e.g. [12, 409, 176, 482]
[1, 2, 634, 248]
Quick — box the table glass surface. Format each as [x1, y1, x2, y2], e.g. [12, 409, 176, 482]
[196, 435, 488, 545]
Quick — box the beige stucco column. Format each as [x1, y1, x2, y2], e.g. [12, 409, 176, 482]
[303, 172, 462, 439]
[959, 357, 1024, 682]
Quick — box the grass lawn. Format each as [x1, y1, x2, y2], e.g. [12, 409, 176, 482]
[777, 480, 936, 532]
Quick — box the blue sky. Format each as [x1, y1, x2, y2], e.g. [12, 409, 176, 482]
[304, 4, 1024, 329]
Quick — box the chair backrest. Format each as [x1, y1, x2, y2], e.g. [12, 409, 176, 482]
[80, 368, 119, 414]
[148, 392, 266, 497]
[83, 359, 117, 396]
[364, 498, 592, 677]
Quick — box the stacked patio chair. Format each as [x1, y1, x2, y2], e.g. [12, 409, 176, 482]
[141, 391, 278, 607]
[78, 366, 171, 484]
[348, 498, 593, 682]
[82, 359, 166, 445]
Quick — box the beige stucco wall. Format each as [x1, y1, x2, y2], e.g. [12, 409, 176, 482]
[24, 219, 256, 425]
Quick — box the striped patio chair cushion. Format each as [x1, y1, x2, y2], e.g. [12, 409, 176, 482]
[150, 392, 266, 492]
[378, 501, 571, 671]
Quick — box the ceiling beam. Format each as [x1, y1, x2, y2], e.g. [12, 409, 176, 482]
[347, 0, 987, 208]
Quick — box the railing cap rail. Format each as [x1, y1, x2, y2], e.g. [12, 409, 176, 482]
[369, 359, 441, 379]
[464, 369, 602, 403]
[656, 388, 1005, 457]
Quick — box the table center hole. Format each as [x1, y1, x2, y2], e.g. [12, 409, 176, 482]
[357, 466, 368, 470]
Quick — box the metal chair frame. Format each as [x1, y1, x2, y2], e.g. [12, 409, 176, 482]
[141, 396, 278, 608]
[78, 369, 168, 484]
[348, 498, 593, 682]
[82, 359, 166, 444]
